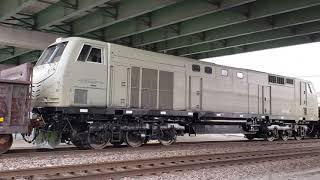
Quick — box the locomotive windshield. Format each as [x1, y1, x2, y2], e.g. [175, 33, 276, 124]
[36, 42, 68, 66]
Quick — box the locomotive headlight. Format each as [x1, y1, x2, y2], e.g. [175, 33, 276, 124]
[0, 117, 4, 123]
[55, 37, 63, 43]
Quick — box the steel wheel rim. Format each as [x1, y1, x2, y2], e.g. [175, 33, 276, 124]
[71, 131, 89, 149]
[266, 131, 276, 142]
[126, 131, 144, 148]
[159, 130, 176, 146]
[0, 134, 13, 154]
[88, 132, 109, 150]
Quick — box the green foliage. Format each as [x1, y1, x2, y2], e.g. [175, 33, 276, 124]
[35, 130, 61, 149]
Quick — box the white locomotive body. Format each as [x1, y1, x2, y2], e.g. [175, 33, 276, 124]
[32, 37, 319, 148]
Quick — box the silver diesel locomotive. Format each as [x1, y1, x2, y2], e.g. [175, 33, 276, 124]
[31, 37, 319, 148]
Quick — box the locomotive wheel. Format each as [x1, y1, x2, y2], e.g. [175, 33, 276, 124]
[0, 134, 13, 154]
[71, 131, 89, 149]
[125, 131, 145, 148]
[88, 131, 110, 150]
[159, 129, 177, 146]
[244, 134, 255, 141]
[280, 131, 289, 141]
[265, 129, 278, 142]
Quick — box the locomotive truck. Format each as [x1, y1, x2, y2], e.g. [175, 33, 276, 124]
[30, 37, 319, 149]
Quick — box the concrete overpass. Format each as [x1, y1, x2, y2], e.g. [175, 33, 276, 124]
[1, 0, 320, 64]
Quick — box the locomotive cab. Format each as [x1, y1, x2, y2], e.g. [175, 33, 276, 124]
[32, 37, 108, 108]
[32, 39, 68, 107]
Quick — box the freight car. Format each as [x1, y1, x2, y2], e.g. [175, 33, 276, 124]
[31, 37, 319, 149]
[0, 64, 32, 153]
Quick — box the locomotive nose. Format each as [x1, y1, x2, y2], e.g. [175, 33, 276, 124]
[32, 63, 57, 84]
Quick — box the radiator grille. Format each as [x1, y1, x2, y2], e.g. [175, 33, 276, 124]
[130, 67, 140, 107]
[141, 68, 157, 109]
[130, 67, 174, 109]
[159, 71, 173, 109]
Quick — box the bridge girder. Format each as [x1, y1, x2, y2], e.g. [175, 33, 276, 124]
[0, 0, 37, 22]
[1, 0, 320, 63]
[72, 0, 183, 36]
[36, 0, 113, 30]
[154, 5, 320, 52]
[191, 34, 320, 59]
[172, 21, 320, 57]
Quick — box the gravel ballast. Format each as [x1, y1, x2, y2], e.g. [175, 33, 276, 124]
[126, 155, 320, 180]
[1, 138, 320, 171]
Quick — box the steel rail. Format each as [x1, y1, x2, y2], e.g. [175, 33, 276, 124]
[2, 138, 320, 159]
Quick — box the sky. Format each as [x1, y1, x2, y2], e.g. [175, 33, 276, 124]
[202, 42, 320, 98]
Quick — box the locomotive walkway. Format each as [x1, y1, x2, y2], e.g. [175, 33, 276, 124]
[1, 145, 320, 179]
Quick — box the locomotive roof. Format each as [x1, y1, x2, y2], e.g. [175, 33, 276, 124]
[51, 37, 307, 82]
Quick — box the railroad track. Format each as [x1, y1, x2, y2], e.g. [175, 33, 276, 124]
[1, 146, 320, 179]
[3, 138, 320, 159]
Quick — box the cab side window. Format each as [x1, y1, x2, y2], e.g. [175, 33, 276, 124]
[77, 45, 91, 62]
[236, 72, 244, 79]
[87, 48, 102, 63]
[221, 69, 228, 76]
[77, 44, 102, 63]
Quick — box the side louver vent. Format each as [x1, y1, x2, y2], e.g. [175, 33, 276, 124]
[74, 89, 87, 104]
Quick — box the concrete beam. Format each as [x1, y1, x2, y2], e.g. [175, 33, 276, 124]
[36, 0, 112, 30]
[103, 0, 254, 41]
[133, 0, 320, 48]
[72, 0, 182, 35]
[192, 34, 320, 59]
[156, 5, 320, 52]
[174, 21, 320, 56]
[0, 0, 37, 21]
[0, 25, 61, 50]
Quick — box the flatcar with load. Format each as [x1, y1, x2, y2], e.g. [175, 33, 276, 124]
[31, 37, 319, 149]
